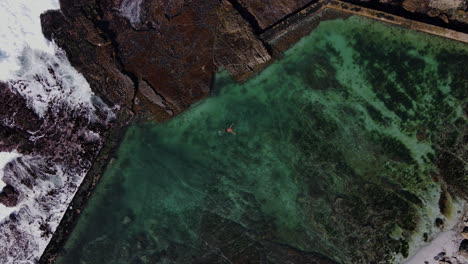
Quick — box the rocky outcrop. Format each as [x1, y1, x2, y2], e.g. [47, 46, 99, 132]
[427, 0, 467, 24]
[0, 74, 113, 263]
[0, 81, 108, 168]
[233, 0, 311, 30]
[462, 226, 468, 239]
[215, 1, 272, 79]
[402, 0, 430, 13]
[217, 0, 468, 37]
[346, 0, 468, 27]
[0, 185, 20, 207]
[0, 84, 40, 154]
[460, 239, 468, 256]
[40, 0, 467, 123]
[401, 0, 468, 24]
[41, 0, 271, 122]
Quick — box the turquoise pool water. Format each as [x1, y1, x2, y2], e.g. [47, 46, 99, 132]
[56, 16, 468, 264]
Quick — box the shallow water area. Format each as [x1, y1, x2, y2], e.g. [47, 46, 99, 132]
[56, 16, 468, 264]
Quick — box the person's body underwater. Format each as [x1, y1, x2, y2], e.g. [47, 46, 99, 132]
[225, 123, 236, 135]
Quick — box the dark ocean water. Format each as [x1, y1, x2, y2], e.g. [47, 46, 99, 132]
[56, 16, 468, 264]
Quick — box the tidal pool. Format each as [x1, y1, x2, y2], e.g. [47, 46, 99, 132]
[56, 16, 468, 264]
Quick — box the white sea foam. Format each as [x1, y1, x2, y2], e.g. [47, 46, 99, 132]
[0, 0, 58, 79]
[12, 48, 96, 117]
[0, 155, 87, 263]
[0, 0, 97, 118]
[405, 230, 467, 264]
[119, 0, 143, 26]
[0, 0, 109, 262]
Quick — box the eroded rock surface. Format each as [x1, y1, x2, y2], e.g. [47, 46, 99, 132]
[0, 76, 112, 262]
[234, 0, 311, 30]
[229, 0, 468, 33]
[39, 0, 468, 123]
[349, 0, 468, 26]
[41, 0, 271, 122]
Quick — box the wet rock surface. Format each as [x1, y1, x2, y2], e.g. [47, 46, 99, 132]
[344, 0, 468, 30]
[40, 0, 271, 122]
[233, 0, 312, 30]
[0, 83, 41, 153]
[0, 185, 20, 207]
[0, 81, 109, 167]
[460, 239, 468, 255]
[48, 13, 468, 264]
[0, 76, 113, 262]
[39, 0, 468, 122]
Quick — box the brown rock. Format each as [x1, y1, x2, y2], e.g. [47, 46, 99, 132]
[460, 239, 468, 255]
[351, 0, 468, 26]
[440, 13, 449, 23]
[214, 0, 271, 80]
[0, 83, 40, 154]
[235, 0, 311, 30]
[0, 185, 20, 208]
[402, 0, 430, 13]
[462, 226, 468, 239]
[40, 6, 135, 111]
[41, 0, 271, 122]
[427, 8, 441, 17]
[113, 0, 218, 114]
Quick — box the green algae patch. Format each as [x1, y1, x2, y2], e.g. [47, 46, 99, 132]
[56, 16, 468, 264]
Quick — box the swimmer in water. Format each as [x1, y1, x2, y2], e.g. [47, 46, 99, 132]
[225, 123, 236, 135]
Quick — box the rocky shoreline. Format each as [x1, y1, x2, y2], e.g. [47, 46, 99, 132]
[28, 0, 468, 263]
[38, 111, 130, 264]
[39, 0, 468, 123]
[261, 0, 468, 55]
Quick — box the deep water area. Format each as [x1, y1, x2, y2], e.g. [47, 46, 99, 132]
[56, 16, 468, 264]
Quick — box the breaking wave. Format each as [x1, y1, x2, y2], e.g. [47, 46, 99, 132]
[0, 0, 100, 119]
[0, 0, 113, 262]
[11, 48, 96, 118]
